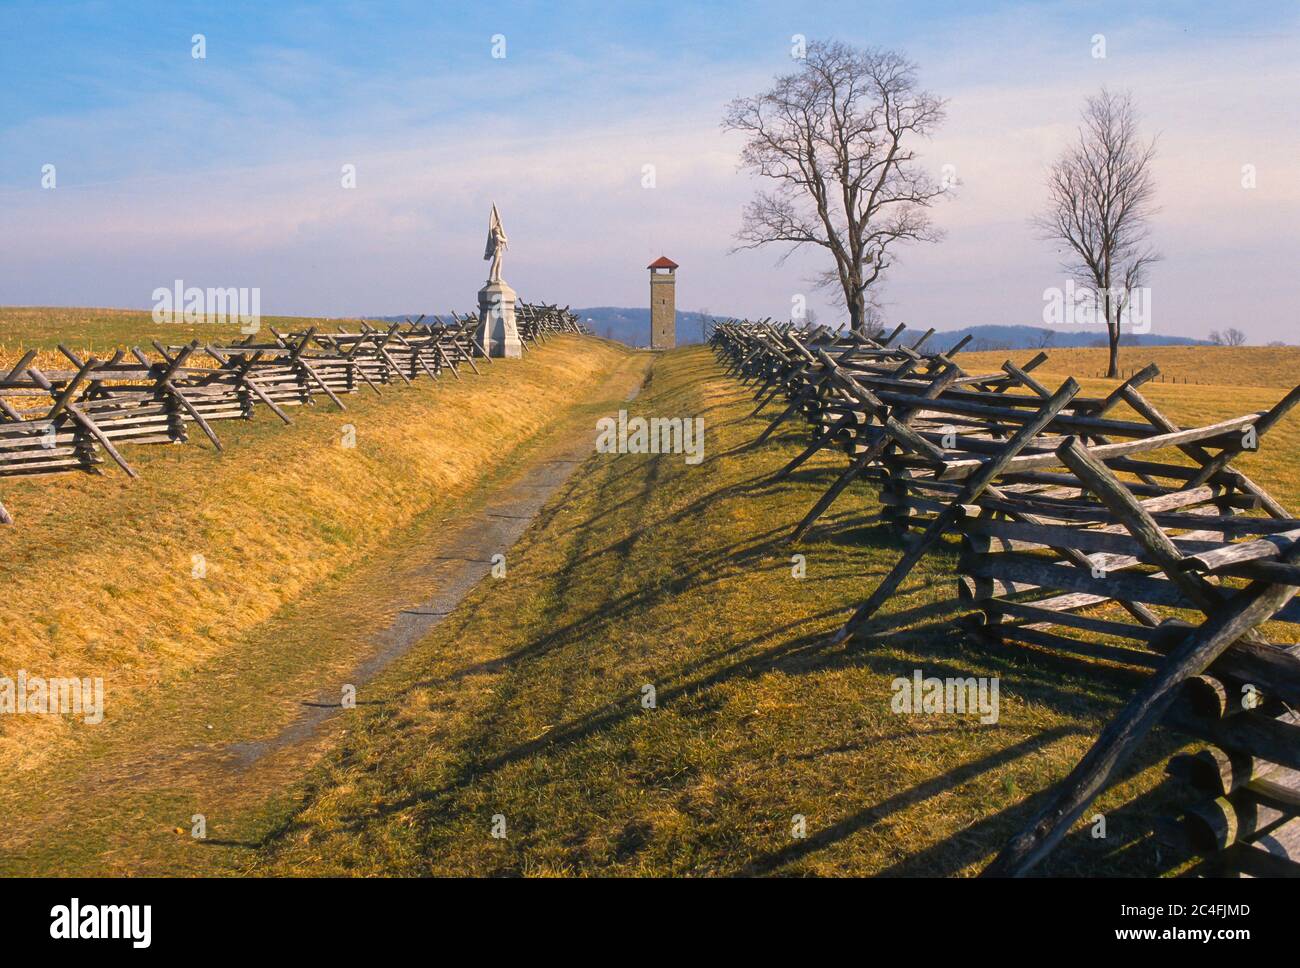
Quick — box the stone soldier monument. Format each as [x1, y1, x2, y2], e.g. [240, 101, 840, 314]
[476, 203, 522, 358]
[648, 255, 677, 349]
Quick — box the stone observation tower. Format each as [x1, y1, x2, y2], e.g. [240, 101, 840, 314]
[647, 256, 678, 350]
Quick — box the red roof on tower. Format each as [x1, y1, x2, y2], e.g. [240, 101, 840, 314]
[647, 256, 679, 270]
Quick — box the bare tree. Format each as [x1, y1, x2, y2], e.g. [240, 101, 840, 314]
[723, 41, 947, 334]
[1207, 328, 1248, 346]
[1035, 88, 1160, 378]
[696, 307, 713, 343]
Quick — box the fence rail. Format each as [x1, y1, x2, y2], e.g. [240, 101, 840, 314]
[712, 319, 1300, 877]
[0, 304, 588, 524]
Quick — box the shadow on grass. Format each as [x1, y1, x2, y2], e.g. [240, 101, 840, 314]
[739, 725, 1090, 875]
[264, 350, 1193, 876]
[871, 748, 1193, 878]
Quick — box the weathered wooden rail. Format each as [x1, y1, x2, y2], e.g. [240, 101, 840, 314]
[517, 301, 589, 342]
[0, 304, 588, 524]
[712, 319, 1300, 877]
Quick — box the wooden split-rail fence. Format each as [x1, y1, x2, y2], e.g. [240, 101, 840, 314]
[516, 301, 591, 342]
[0, 304, 588, 525]
[712, 319, 1300, 877]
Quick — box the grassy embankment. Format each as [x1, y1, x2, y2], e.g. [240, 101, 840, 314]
[242, 344, 1299, 876]
[0, 307, 636, 803]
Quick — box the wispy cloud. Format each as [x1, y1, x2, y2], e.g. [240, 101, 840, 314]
[0, 1, 1296, 339]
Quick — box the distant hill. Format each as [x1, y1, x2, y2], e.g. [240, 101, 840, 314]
[919, 325, 1209, 353]
[372, 309, 1210, 351]
[570, 314, 1211, 351]
[571, 308, 715, 346]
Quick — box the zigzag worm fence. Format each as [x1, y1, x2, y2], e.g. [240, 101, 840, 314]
[0, 305, 589, 525]
[713, 320, 1300, 877]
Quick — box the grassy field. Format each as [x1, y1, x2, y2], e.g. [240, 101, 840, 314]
[4, 314, 1298, 876]
[960, 344, 1300, 388]
[0, 306, 383, 385]
[233, 343, 1300, 877]
[0, 306, 343, 360]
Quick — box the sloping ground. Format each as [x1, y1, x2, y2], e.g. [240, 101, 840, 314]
[248, 346, 1300, 877]
[0, 330, 633, 776]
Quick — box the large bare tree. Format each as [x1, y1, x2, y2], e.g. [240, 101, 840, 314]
[1036, 88, 1160, 377]
[723, 41, 947, 333]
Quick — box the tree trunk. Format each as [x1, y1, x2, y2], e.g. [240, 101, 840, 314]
[1103, 282, 1119, 378]
[847, 287, 865, 335]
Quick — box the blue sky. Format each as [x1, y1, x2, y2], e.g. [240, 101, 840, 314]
[1, 1, 1297, 340]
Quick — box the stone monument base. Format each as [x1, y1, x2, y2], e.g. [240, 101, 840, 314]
[476, 280, 522, 359]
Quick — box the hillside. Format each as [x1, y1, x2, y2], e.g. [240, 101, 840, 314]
[571, 307, 715, 346]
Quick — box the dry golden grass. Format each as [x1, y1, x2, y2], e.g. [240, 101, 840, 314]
[961, 345, 1300, 513]
[0, 306, 336, 363]
[0, 340, 649, 876]
[0, 306, 383, 419]
[0, 314, 631, 775]
[961, 344, 1300, 388]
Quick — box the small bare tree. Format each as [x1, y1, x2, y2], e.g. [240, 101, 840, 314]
[697, 307, 715, 343]
[723, 41, 947, 334]
[1036, 88, 1160, 378]
[1207, 328, 1247, 346]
